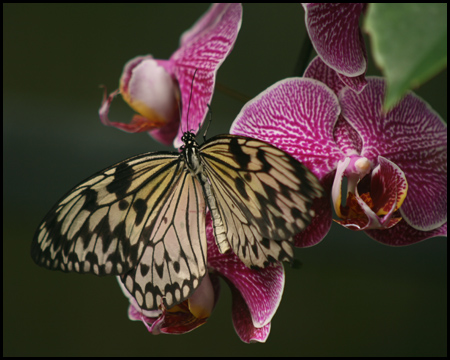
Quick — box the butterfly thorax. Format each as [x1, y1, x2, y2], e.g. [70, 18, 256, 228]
[181, 131, 203, 176]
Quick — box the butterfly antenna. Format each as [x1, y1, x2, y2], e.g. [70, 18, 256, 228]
[186, 69, 198, 133]
[203, 104, 212, 143]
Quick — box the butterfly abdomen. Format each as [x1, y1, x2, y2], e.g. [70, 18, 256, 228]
[182, 131, 230, 254]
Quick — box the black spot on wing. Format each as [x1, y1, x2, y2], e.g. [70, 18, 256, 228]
[235, 177, 249, 200]
[119, 199, 129, 210]
[256, 148, 271, 172]
[260, 238, 270, 248]
[133, 198, 147, 226]
[155, 262, 165, 279]
[106, 162, 134, 198]
[140, 263, 150, 277]
[291, 207, 304, 220]
[83, 189, 99, 212]
[229, 137, 251, 168]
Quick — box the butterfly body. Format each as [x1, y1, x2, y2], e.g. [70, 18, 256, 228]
[32, 132, 323, 310]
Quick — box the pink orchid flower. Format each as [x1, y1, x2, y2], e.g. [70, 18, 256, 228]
[99, 3, 242, 147]
[118, 217, 285, 343]
[302, 3, 368, 93]
[231, 63, 447, 246]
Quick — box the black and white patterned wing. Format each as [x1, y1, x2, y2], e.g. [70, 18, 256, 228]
[200, 135, 323, 268]
[32, 152, 181, 276]
[120, 169, 207, 310]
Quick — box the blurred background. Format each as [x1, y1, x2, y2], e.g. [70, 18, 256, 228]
[3, 4, 447, 356]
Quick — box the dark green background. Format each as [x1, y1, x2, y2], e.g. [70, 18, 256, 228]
[3, 4, 447, 356]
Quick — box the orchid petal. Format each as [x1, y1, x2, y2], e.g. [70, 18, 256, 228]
[353, 190, 398, 230]
[336, 68, 368, 94]
[188, 273, 215, 319]
[333, 117, 363, 158]
[333, 155, 406, 230]
[294, 187, 333, 247]
[117, 269, 219, 335]
[340, 77, 447, 231]
[120, 58, 179, 126]
[99, 57, 180, 145]
[230, 77, 343, 180]
[302, 3, 367, 80]
[304, 58, 364, 157]
[206, 219, 284, 329]
[370, 156, 408, 215]
[305, 55, 367, 94]
[99, 87, 120, 129]
[334, 190, 402, 230]
[171, 3, 242, 148]
[227, 280, 271, 343]
[334, 195, 378, 230]
[366, 221, 447, 246]
[304, 56, 347, 94]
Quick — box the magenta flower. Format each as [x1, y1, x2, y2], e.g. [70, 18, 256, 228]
[118, 217, 285, 343]
[230, 63, 447, 246]
[99, 4, 242, 147]
[302, 3, 368, 93]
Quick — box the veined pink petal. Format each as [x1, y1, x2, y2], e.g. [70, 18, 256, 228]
[366, 221, 447, 246]
[305, 56, 347, 94]
[206, 220, 284, 330]
[340, 78, 447, 231]
[370, 156, 408, 215]
[227, 281, 271, 343]
[332, 117, 362, 157]
[171, 3, 242, 148]
[305, 57, 365, 157]
[305, 55, 367, 94]
[303, 3, 367, 78]
[336, 68, 368, 94]
[230, 77, 343, 181]
[294, 188, 333, 247]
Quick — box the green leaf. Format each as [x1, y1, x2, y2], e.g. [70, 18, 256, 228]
[364, 3, 447, 110]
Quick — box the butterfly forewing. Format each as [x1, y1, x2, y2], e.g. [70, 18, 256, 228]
[32, 152, 181, 276]
[200, 135, 323, 268]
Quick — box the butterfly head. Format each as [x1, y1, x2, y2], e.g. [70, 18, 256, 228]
[181, 131, 198, 148]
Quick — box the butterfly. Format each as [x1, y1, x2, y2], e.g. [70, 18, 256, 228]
[31, 127, 323, 311]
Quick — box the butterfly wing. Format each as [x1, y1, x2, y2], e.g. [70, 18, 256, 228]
[120, 169, 207, 310]
[31, 152, 182, 275]
[32, 151, 207, 310]
[200, 135, 323, 268]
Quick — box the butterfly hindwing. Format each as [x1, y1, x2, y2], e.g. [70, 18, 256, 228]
[120, 168, 207, 310]
[200, 135, 323, 268]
